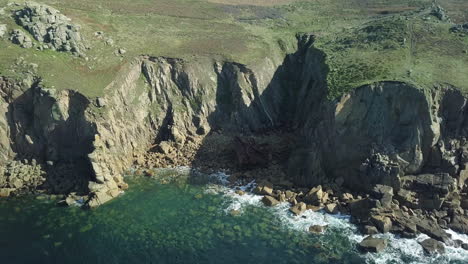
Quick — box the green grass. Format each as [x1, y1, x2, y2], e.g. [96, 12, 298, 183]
[0, 0, 467, 98]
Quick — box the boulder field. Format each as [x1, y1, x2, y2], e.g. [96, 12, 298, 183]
[0, 4, 468, 254]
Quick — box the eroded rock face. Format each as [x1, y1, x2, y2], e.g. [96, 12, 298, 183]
[14, 2, 86, 55]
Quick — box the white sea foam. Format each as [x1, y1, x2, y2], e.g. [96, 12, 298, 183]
[209, 171, 468, 264]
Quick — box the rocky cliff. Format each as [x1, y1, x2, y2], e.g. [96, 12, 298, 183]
[0, 32, 467, 219]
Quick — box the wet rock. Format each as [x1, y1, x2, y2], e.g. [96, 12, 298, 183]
[290, 202, 307, 215]
[419, 238, 445, 255]
[362, 225, 379, 235]
[303, 185, 324, 205]
[416, 220, 451, 243]
[392, 213, 418, 235]
[253, 181, 273, 196]
[229, 209, 241, 217]
[262, 195, 279, 207]
[87, 191, 113, 208]
[309, 225, 327, 234]
[371, 215, 392, 233]
[278, 192, 287, 202]
[448, 214, 468, 234]
[235, 190, 245, 196]
[306, 204, 322, 212]
[462, 243, 468, 250]
[358, 236, 388, 253]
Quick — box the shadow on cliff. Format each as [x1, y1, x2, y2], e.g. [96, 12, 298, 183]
[6, 86, 97, 194]
[186, 34, 330, 186]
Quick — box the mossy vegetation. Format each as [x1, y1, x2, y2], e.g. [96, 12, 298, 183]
[0, 0, 467, 98]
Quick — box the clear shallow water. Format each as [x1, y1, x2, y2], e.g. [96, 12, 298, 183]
[0, 170, 467, 264]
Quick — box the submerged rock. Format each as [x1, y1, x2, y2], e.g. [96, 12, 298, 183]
[309, 225, 327, 234]
[358, 236, 388, 253]
[289, 202, 307, 215]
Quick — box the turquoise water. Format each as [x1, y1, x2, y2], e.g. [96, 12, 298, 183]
[0, 172, 467, 264]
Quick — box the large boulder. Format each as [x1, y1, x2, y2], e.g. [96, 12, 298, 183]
[448, 214, 468, 234]
[254, 181, 273, 196]
[412, 173, 456, 195]
[358, 236, 388, 253]
[262, 195, 279, 207]
[303, 185, 324, 205]
[371, 215, 392, 233]
[324, 203, 339, 214]
[371, 184, 393, 208]
[416, 220, 451, 243]
[348, 198, 380, 219]
[289, 202, 307, 216]
[419, 238, 445, 255]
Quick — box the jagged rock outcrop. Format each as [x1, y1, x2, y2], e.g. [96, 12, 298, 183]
[13, 2, 87, 55]
[450, 23, 468, 34]
[430, 4, 449, 21]
[10, 29, 33, 48]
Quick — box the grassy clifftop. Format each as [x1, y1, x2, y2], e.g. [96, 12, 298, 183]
[0, 0, 467, 98]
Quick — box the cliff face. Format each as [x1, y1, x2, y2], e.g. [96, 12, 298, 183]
[0, 35, 467, 210]
[290, 81, 468, 192]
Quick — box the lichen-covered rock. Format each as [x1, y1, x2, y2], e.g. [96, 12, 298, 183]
[430, 4, 450, 21]
[10, 29, 33, 48]
[0, 24, 7, 38]
[14, 2, 86, 55]
[450, 23, 468, 34]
